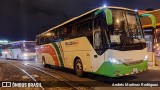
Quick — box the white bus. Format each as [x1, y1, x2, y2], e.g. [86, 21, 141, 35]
[2, 41, 36, 60]
[36, 6, 155, 77]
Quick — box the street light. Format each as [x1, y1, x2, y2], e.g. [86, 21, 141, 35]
[103, 5, 107, 8]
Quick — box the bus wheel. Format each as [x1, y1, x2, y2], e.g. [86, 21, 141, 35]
[75, 59, 84, 77]
[42, 56, 47, 67]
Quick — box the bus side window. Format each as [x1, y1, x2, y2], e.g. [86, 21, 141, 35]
[41, 36, 44, 45]
[76, 24, 82, 37]
[36, 36, 41, 45]
[82, 21, 93, 35]
[63, 27, 67, 40]
[58, 28, 65, 41]
[50, 29, 63, 42]
[35, 38, 38, 45]
[43, 35, 47, 44]
[75, 19, 93, 45]
[71, 27, 77, 38]
[94, 31, 102, 49]
[84, 20, 93, 45]
[67, 25, 73, 39]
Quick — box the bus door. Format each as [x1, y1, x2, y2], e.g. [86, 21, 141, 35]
[92, 25, 105, 72]
[92, 13, 109, 72]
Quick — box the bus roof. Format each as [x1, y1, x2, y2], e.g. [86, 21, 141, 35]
[37, 6, 134, 37]
[139, 9, 160, 15]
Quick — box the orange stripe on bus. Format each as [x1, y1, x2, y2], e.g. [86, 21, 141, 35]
[38, 45, 60, 66]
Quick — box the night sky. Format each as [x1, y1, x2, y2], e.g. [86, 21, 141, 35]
[0, 0, 160, 41]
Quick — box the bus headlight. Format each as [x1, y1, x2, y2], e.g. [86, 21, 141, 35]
[109, 57, 123, 64]
[144, 55, 148, 61]
[3, 52, 8, 54]
[23, 53, 28, 57]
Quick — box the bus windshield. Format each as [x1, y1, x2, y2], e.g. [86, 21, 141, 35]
[24, 42, 36, 52]
[108, 9, 143, 44]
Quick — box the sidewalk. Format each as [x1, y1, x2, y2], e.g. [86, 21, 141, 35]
[148, 61, 160, 70]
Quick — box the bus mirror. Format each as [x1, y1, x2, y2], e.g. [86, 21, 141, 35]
[95, 8, 113, 25]
[95, 9, 104, 15]
[104, 9, 113, 25]
[139, 14, 156, 28]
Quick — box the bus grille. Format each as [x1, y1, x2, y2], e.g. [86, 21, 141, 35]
[123, 60, 143, 66]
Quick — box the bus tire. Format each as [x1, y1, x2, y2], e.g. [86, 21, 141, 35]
[74, 58, 84, 77]
[42, 56, 47, 67]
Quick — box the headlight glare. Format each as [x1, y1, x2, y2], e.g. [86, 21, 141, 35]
[109, 57, 123, 64]
[144, 55, 148, 61]
[23, 53, 28, 57]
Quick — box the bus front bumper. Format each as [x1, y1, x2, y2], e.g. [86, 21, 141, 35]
[94, 60, 148, 77]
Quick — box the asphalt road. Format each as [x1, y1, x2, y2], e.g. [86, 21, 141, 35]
[0, 59, 160, 90]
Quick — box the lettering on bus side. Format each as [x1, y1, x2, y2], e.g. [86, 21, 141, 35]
[65, 41, 79, 47]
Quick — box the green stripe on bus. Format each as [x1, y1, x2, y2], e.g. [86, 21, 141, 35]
[93, 60, 148, 77]
[52, 43, 64, 67]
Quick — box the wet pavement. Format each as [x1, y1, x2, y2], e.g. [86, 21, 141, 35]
[0, 58, 160, 90]
[0, 59, 93, 90]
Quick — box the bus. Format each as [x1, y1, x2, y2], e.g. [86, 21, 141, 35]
[2, 41, 36, 60]
[0, 40, 9, 57]
[36, 6, 153, 77]
[139, 9, 159, 65]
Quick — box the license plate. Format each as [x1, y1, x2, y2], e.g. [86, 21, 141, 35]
[133, 68, 138, 72]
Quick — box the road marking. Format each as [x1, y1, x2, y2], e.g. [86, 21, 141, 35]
[22, 74, 39, 79]
[9, 63, 45, 90]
